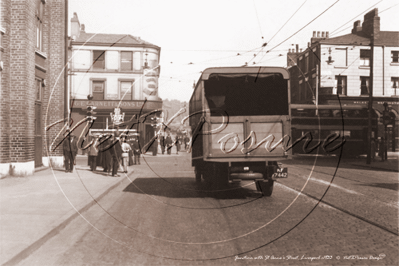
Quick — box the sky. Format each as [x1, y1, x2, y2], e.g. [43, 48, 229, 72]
[69, 0, 398, 102]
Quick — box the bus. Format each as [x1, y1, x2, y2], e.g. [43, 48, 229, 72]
[189, 67, 291, 196]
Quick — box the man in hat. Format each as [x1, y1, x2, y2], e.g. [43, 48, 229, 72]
[63, 131, 78, 173]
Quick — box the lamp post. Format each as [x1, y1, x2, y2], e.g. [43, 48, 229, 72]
[366, 35, 374, 165]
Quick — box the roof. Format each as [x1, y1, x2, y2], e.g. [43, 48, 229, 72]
[72, 32, 160, 49]
[201, 66, 289, 80]
[319, 31, 399, 46]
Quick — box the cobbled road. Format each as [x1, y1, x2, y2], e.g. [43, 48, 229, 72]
[20, 153, 398, 265]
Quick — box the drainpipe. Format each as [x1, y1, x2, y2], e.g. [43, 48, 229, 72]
[64, 0, 69, 127]
[382, 45, 385, 95]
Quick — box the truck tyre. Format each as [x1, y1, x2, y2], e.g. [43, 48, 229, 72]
[195, 171, 202, 182]
[256, 180, 274, 196]
[213, 164, 229, 189]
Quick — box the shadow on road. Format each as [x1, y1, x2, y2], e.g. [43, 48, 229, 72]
[123, 177, 262, 200]
[284, 155, 397, 172]
[357, 182, 399, 192]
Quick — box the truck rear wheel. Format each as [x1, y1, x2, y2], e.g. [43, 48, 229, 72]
[195, 171, 202, 182]
[256, 180, 274, 196]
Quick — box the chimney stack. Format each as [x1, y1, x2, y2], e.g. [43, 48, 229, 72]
[311, 31, 329, 44]
[71, 12, 81, 40]
[362, 8, 380, 39]
[351, 20, 362, 34]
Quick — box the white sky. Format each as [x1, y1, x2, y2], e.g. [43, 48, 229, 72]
[69, 0, 398, 102]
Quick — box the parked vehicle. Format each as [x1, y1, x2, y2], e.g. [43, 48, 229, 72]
[189, 67, 291, 196]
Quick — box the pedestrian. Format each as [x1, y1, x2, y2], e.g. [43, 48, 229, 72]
[63, 132, 78, 173]
[88, 135, 99, 171]
[121, 136, 131, 173]
[110, 135, 122, 177]
[370, 138, 376, 160]
[175, 136, 180, 154]
[378, 137, 386, 161]
[133, 138, 141, 165]
[184, 134, 190, 150]
[128, 137, 134, 166]
[152, 135, 158, 156]
[176, 136, 181, 153]
[160, 135, 165, 154]
[101, 136, 112, 174]
[165, 133, 173, 155]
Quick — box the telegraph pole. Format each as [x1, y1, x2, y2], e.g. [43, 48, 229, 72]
[366, 34, 374, 164]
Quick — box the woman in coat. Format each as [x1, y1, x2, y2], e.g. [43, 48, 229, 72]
[88, 135, 99, 171]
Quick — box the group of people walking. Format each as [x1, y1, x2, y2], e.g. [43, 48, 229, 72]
[159, 133, 190, 155]
[63, 132, 141, 177]
[63, 131, 192, 175]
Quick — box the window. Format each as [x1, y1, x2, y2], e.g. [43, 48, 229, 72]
[392, 77, 399, 96]
[93, 50, 105, 69]
[305, 54, 309, 73]
[392, 51, 399, 63]
[121, 51, 133, 71]
[35, 78, 42, 101]
[334, 75, 347, 95]
[92, 80, 105, 100]
[120, 81, 134, 100]
[360, 76, 370, 95]
[36, 0, 44, 51]
[360, 49, 370, 66]
[335, 48, 347, 66]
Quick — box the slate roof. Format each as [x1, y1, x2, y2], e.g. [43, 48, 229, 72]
[319, 31, 399, 46]
[73, 32, 159, 48]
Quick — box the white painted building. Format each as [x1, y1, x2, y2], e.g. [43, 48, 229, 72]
[68, 13, 162, 145]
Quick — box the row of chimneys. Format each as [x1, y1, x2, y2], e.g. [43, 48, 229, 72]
[312, 31, 330, 38]
[288, 9, 380, 54]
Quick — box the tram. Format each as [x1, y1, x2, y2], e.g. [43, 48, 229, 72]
[290, 104, 378, 157]
[189, 67, 291, 196]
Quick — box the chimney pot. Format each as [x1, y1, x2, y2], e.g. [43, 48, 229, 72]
[296, 44, 299, 53]
[317, 31, 320, 37]
[313, 31, 316, 37]
[322, 32, 325, 38]
[326, 31, 329, 38]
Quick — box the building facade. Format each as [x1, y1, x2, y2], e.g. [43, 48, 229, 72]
[69, 13, 162, 146]
[288, 9, 398, 151]
[0, 0, 67, 177]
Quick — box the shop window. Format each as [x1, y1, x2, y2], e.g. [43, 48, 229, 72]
[360, 76, 370, 95]
[360, 49, 370, 66]
[121, 51, 133, 71]
[93, 50, 105, 69]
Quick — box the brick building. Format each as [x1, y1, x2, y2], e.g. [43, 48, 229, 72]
[68, 13, 162, 146]
[287, 9, 398, 151]
[0, 0, 67, 177]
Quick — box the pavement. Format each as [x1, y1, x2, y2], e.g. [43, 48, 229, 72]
[0, 150, 397, 266]
[346, 151, 399, 172]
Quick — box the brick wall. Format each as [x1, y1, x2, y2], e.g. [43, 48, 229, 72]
[43, 0, 66, 158]
[9, 0, 36, 163]
[0, 0, 11, 165]
[0, 0, 66, 175]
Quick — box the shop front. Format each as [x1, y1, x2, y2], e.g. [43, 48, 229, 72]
[70, 99, 162, 153]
